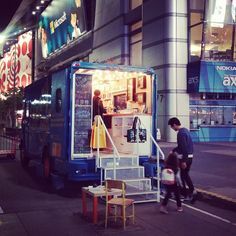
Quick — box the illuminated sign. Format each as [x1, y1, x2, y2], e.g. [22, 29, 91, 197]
[38, 0, 86, 58]
[187, 61, 236, 93]
[0, 31, 32, 93]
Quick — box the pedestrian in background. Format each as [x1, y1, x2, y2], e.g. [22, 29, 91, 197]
[168, 117, 196, 201]
[160, 152, 183, 214]
[92, 89, 106, 122]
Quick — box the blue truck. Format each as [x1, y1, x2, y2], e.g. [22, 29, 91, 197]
[20, 62, 158, 183]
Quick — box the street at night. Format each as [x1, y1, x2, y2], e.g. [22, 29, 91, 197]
[1, 0, 236, 235]
[0, 143, 236, 236]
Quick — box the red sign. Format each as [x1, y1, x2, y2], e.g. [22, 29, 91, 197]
[0, 31, 32, 93]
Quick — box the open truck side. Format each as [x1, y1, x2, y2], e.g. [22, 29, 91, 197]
[20, 62, 158, 184]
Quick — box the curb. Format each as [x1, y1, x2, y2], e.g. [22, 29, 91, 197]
[196, 188, 236, 211]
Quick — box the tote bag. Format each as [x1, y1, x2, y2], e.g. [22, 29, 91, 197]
[90, 120, 107, 148]
[127, 117, 147, 143]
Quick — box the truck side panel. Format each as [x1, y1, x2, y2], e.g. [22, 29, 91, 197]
[50, 68, 70, 174]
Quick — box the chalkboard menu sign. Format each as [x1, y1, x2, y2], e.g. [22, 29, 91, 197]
[73, 74, 92, 155]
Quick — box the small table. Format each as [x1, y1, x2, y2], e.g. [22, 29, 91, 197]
[82, 186, 122, 224]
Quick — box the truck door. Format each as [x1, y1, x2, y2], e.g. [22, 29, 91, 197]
[50, 69, 70, 172]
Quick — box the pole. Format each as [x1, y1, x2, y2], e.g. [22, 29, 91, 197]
[13, 43, 17, 128]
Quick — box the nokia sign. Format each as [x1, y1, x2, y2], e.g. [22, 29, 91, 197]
[188, 61, 236, 92]
[216, 66, 236, 71]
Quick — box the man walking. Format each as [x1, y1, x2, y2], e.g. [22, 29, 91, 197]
[168, 117, 195, 201]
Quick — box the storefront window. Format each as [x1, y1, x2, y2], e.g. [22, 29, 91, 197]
[224, 106, 236, 125]
[198, 106, 211, 125]
[203, 24, 233, 61]
[189, 0, 236, 62]
[190, 22, 203, 61]
[189, 0, 204, 62]
[203, 0, 235, 61]
[189, 1, 204, 61]
[190, 105, 236, 128]
[210, 106, 223, 125]
[190, 107, 198, 129]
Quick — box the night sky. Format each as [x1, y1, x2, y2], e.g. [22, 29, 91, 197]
[0, 0, 22, 32]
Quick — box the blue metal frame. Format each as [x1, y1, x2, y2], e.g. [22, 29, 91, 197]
[71, 61, 155, 75]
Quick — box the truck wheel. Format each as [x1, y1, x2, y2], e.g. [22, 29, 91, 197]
[43, 151, 51, 179]
[20, 148, 29, 168]
[7, 154, 16, 160]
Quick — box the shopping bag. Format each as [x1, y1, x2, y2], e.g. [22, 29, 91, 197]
[127, 117, 147, 143]
[90, 121, 107, 148]
[161, 168, 175, 185]
[127, 128, 147, 143]
[90, 125, 95, 147]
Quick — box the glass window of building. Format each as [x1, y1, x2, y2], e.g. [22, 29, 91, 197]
[203, 0, 234, 61]
[198, 106, 211, 125]
[224, 106, 236, 125]
[210, 106, 223, 125]
[130, 21, 142, 66]
[190, 104, 236, 128]
[189, 0, 236, 62]
[190, 13, 203, 61]
[189, 0, 204, 62]
[190, 107, 198, 129]
[130, 0, 143, 10]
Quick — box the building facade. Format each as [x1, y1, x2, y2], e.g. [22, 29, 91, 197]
[33, 0, 236, 142]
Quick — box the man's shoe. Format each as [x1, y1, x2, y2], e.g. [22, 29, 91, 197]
[160, 206, 168, 214]
[177, 207, 183, 212]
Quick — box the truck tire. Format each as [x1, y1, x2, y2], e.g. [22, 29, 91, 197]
[43, 149, 51, 180]
[20, 143, 29, 168]
[8, 154, 16, 160]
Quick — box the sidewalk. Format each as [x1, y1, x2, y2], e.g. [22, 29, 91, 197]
[159, 142, 236, 208]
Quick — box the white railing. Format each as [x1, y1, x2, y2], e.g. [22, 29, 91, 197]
[94, 115, 120, 180]
[94, 115, 165, 202]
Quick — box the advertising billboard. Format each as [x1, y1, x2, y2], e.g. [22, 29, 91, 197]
[38, 0, 86, 58]
[187, 61, 236, 93]
[0, 31, 32, 93]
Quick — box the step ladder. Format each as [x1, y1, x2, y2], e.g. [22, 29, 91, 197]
[99, 155, 161, 203]
[94, 115, 164, 203]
